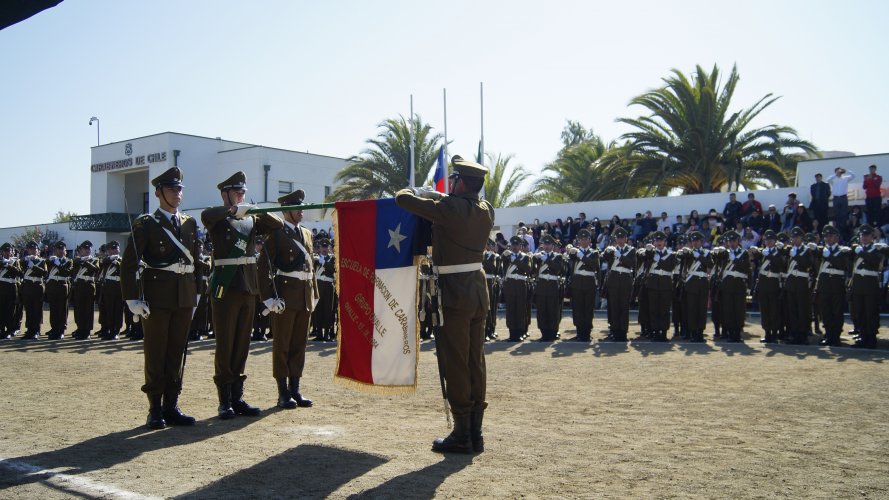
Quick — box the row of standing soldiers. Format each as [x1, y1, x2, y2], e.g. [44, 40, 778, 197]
[455, 224, 886, 349]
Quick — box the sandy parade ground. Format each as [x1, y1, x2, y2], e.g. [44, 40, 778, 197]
[1, 308, 889, 499]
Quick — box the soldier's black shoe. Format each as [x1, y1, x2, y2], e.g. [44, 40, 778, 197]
[432, 413, 473, 454]
[217, 383, 236, 420]
[231, 380, 261, 416]
[188, 330, 202, 341]
[277, 378, 297, 409]
[162, 393, 196, 426]
[22, 330, 39, 340]
[470, 410, 485, 453]
[147, 395, 166, 430]
[0, 331, 9, 339]
[289, 377, 313, 407]
[251, 330, 267, 342]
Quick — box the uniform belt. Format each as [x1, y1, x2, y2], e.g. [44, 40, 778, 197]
[103, 275, 121, 282]
[759, 271, 782, 279]
[854, 269, 880, 277]
[818, 268, 845, 277]
[504, 273, 528, 281]
[276, 269, 313, 280]
[787, 270, 810, 279]
[573, 269, 597, 277]
[537, 274, 560, 281]
[649, 269, 673, 277]
[23, 276, 44, 283]
[214, 256, 257, 266]
[146, 263, 195, 274]
[485, 276, 497, 280]
[419, 275, 433, 280]
[687, 271, 709, 279]
[724, 270, 747, 280]
[0, 277, 18, 284]
[611, 266, 633, 274]
[75, 277, 94, 282]
[316, 275, 334, 283]
[47, 276, 68, 282]
[434, 263, 483, 275]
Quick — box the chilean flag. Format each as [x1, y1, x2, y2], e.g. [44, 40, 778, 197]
[433, 146, 446, 193]
[333, 198, 423, 393]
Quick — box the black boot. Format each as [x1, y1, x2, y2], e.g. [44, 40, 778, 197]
[470, 410, 485, 453]
[146, 394, 166, 430]
[217, 383, 236, 420]
[432, 413, 473, 454]
[289, 377, 313, 407]
[276, 378, 297, 409]
[231, 380, 261, 416]
[163, 391, 196, 426]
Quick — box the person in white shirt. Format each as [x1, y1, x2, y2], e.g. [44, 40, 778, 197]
[826, 166, 856, 236]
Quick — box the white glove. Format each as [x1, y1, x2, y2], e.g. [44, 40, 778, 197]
[728, 251, 736, 261]
[790, 247, 797, 257]
[416, 187, 444, 200]
[234, 203, 256, 219]
[568, 247, 578, 256]
[51, 256, 60, 265]
[614, 250, 622, 258]
[126, 300, 150, 319]
[502, 250, 512, 258]
[855, 246, 864, 254]
[775, 242, 785, 250]
[806, 242, 817, 250]
[875, 242, 888, 250]
[692, 250, 701, 258]
[645, 244, 655, 251]
[26, 260, 33, 268]
[823, 248, 830, 258]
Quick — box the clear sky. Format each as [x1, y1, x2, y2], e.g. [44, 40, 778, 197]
[0, 0, 887, 228]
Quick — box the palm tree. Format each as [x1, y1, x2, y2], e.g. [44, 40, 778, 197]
[533, 121, 633, 203]
[614, 64, 819, 194]
[482, 153, 533, 208]
[328, 116, 443, 201]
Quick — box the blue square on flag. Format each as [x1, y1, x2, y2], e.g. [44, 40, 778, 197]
[374, 198, 419, 270]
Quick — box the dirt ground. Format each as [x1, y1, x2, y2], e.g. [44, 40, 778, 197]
[1, 309, 889, 499]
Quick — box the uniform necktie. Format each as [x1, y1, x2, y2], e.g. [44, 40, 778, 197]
[171, 214, 179, 230]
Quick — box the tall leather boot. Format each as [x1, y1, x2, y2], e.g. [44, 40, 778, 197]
[146, 394, 166, 430]
[432, 413, 472, 454]
[277, 378, 297, 409]
[217, 383, 235, 420]
[470, 410, 485, 453]
[163, 391, 196, 426]
[288, 377, 313, 407]
[231, 380, 261, 416]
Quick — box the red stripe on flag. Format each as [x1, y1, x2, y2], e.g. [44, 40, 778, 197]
[335, 200, 377, 385]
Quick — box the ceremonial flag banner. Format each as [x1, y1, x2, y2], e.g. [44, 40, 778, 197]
[333, 198, 423, 393]
[433, 146, 446, 193]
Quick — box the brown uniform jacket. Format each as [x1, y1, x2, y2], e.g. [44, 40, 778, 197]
[121, 210, 199, 309]
[257, 222, 318, 311]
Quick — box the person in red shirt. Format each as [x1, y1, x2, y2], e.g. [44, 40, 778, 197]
[863, 164, 883, 227]
[740, 192, 763, 223]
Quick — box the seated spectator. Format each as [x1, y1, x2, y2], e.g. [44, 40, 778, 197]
[849, 205, 867, 225]
[740, 192, 763, 222]
[576, 212, 590, 230]
[782, 193, 800, 230]
[740, 227, 760, 250]
[495, 232, 509, 253]
[849, 212, 863, 232]
[811, 218, 821, 236]
[765, 204, 782, 232]
[562, 217, 576, 244]
[792, 204, 813, 233]
[875, 226, 889, 245]
[641, 210, 657, 239]
[672, 215, 685, 234]
[657, 212, 671, 232]
[590, 218, 603, 240]
[748, 208, 766, 233]
[631, 213, 644, 242]
[597, 227, 611, 250]
[608, 215, 622, 233]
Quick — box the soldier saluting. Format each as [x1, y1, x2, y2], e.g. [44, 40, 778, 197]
[19, 241, 47, 339]
[501, 235, 532, 342]
[849, 224, 888, 348]
[636, 231, 678, 342]
[711, 230, 751, 342]
[98, 241, 124, 340]
[533, 234, 565, 342]
[676, 231, 712, 343]
[312, 237, 337, 342]
[481, 238, 502, 341]
[0, 243, 22, 339]
[748, 230, 786, 344]
[202, 171, 283, 419]
[601, 226, 636, 342]
[814, 225, 852, 346]
[782, 227, 817, 345]
[45, 241, 72, 340]
[121, 167, 199, 429]
[565, 228, 599, 342]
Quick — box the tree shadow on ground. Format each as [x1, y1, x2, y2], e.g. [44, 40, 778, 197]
[348, 454, 473, 499]
[176, 444, 388, 499]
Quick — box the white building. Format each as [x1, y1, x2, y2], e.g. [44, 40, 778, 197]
[0, 132, 348, 252]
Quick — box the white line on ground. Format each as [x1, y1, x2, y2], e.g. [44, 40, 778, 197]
[0, 456, 162, 500]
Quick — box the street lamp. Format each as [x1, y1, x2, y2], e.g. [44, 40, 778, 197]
[88, 116, 99, 146]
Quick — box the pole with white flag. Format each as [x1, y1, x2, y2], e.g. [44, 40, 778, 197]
[443, 88, 449, 193]
[409, 95, 416, 188]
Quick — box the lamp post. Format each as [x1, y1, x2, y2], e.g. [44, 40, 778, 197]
[88, 116, 100, 146]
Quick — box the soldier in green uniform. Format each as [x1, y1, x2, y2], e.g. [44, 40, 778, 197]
[711, 231, 751, 342]
[395, 155, 495, 454]
[70, 241, 99, 340]
[257, 189, 317, 410]
[637, 231, 679, 342]
[781, 227, 816, 344]
[533, 234, 565, 342]
[849, 224, 886, 348]
[19, 241, 47, 339]
[501, 236, 532, 342]
[482, 238, 502, 341]
[202, 171, 283, 419]
[313, 238, 337, 342]
[634, 236, 653, 339]
[97, 241, 124, 340]
[121, 167, 199, 429]
[814, 225, 852, 346]
[601, 227, 636, 342]
[565, 228, 599, 342]
[45, 241, 72, 340]
[0, 243, 22, 338]
[748, 230, 787, 343]
[676, 231, 712, 343]
[190, 239, 211, 341]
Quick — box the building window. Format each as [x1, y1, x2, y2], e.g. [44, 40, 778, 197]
[279, 181, 293, 194]
[325, 186, 331, 197]
[142, 192, 149, 214]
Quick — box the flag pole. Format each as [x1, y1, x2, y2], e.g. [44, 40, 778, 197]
[443, 88, 449, 194]
[479, 82, 485, 167]
[246, 202, 335, 214]
[409, 95, 416, 188]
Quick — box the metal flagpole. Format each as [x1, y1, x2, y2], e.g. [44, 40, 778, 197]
[443, 88, 449, 194]
[409, 95, 416, 188]
[479, 82, 485, 167]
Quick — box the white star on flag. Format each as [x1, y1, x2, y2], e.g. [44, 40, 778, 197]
[388, 222, 407, 252]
